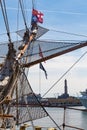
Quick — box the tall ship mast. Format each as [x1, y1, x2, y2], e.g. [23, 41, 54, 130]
[0, 0, 87, 130]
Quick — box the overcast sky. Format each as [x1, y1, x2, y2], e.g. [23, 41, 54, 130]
[1, 0, 87, 97]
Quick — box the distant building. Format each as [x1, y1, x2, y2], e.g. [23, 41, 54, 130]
[27, 93, 42, 104]
[58, 79, 69, 99]
[46, 97, 81, 107]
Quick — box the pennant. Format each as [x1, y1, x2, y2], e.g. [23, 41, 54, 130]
[32, 9, 44, 23]
[39, 63, 47, 79]
[39, 44, 46, 63]
[39, 44, 44, 58]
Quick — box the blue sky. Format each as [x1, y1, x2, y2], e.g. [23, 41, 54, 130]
[29, 0, 87, 97]
[1, 0, 87, 97]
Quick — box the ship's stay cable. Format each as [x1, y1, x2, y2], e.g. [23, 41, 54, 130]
[0, 0, 11, 43]
[32, 0, 36, 9]
[18, 0, 31, 64]
[22, 70, 61, 130]
[50, 29, 87, 38]
[19, 0, 28, 30]
[42, 50, 87, 98]
[16, 0, 20, 49]
[1, 27, 87, 39]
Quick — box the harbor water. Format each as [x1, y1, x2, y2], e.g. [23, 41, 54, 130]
[24, 106, 87, 130]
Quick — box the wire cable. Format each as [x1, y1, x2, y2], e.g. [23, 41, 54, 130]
[32, 0, 35, 9]
[50, 29, 87, 38]
[0, 0, 11, 42]
[42, 50, 87, 98]
[23, 70, 62, 130]
[19, 0, 28, 30]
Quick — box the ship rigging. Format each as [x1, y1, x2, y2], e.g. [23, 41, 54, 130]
[0, 0, 87, 130]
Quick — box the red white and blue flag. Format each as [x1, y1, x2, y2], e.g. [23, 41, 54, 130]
[32, 9, 44, 23]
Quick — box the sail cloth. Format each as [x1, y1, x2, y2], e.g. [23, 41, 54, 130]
[8, 69, 48, 125]
[22, 40, 87, 67]
[16, 25, 49, 40]
[16, 26, 87, 68]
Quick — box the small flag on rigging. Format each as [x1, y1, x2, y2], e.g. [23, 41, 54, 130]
[39, 44, 44, 58]
[39, 63, 47, 79]
[32, 9, 44, 23]
[39, 44, 46, 63]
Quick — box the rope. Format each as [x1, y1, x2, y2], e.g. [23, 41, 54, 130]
[42, 50, 87, 98]
[23, 70, 61, 130]
[16, 0, 20, 49]
[50, 29, 87, 38]
[19, 0, 28, 30]
[0, 0, 11, 42]
[32, 0, 35, 9]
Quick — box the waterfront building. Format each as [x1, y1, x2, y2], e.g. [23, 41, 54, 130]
[58, 79, 69, 99]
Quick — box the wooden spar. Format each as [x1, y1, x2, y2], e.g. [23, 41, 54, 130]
[22, 41, 87, 68]
[17, 34, 34, 60]
[16, 84, 19, 125]
[0, 114, 14, 118]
